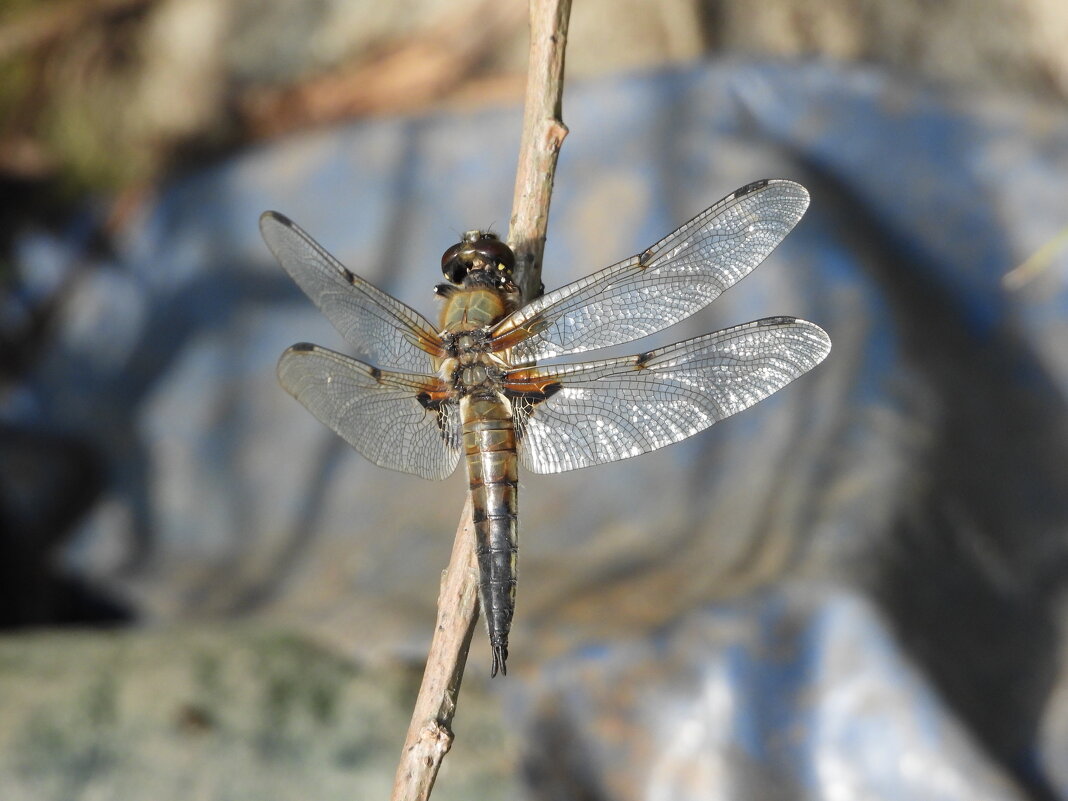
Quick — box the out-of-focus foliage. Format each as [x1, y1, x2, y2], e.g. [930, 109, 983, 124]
[2, 0, 1068, 208]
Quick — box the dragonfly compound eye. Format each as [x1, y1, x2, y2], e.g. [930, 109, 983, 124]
[441, 233, 517, 284]
[472, 235, 516, 278]
[440, 242, 470, 284]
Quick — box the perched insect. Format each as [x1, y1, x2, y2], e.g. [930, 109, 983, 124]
[262, 179, 831, 676]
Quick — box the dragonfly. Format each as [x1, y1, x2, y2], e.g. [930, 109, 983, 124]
[262, 178, 831, 677]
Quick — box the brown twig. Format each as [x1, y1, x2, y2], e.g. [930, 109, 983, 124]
[388, 1, 571, 800]
[509, 0, 571, 302]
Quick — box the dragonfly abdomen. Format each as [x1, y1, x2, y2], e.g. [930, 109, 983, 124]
[460, 392, 519, 677]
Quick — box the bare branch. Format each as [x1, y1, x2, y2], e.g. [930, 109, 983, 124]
[389, 2, 571, 799]
[509, 0, 572, 303]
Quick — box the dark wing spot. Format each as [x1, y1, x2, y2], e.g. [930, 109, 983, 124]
[416, 394, 461, 450]
[506, 382, 562, 443]
[260, 210, 294, 228]
[757, 316, 795, 326]
[341, 267, 357, 284]
[733, 179, 770, 198]
[290, 342, 316, 352]
[369, 366, 382, 381]
[638, 248, 655, 267]
[634, 351, 653, 368]
[504, 382, 562, 404]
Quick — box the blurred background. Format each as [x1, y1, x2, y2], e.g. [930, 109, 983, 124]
[2, 0, 1068, 799]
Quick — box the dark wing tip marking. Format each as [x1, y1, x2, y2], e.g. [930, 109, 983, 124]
[764, 317, 833, 362]
[730, 178, 810, 208]
[369, 366, 382, 381]
[734, 178, 771, 197]
[277, 342, 317, 388]
[635, 351, 653, 368]
[757, 315, 797, 326]
[259, 210, 294, 229]
[759, 317, 832, 361]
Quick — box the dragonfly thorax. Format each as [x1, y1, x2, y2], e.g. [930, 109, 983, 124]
[435, 353, 505, 396]
[456, 332, 480, 353]
[443, 328, 492, 358]
[461, 363, 493, 387]
[436, 328, 508, 395]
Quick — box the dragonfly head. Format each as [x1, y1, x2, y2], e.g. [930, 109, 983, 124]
[441, 230, 516, 287]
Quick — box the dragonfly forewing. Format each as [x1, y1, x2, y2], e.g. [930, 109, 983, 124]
[490, 179, 810, 364]
[262, 212, 444, 374]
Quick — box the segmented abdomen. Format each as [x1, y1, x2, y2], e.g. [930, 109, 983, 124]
[460, 392, 518, 677]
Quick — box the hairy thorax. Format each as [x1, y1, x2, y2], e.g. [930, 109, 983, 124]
[437, 285, 518, 399]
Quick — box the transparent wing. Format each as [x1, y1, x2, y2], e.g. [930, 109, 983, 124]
[490, 180, 810, 364]
[278, 343, 461, 480]
[262, 212, 443, 374]
[507, 317, 830, 474]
